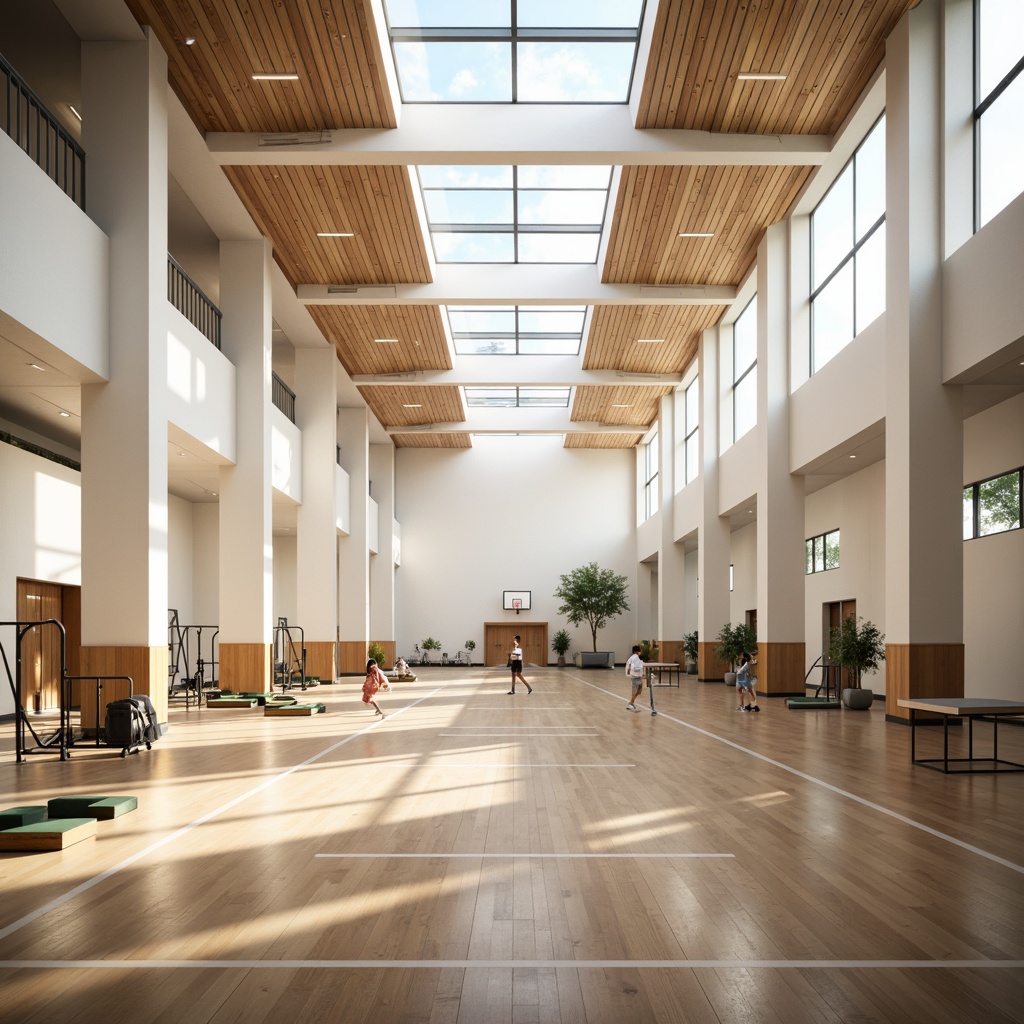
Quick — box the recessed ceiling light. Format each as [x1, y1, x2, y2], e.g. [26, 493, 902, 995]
[611, 404, 633, 408]
[252, 73, 299, 81]
[737, 72, 787, 81]
[58, 410, 71, 418]
[849, 454, 857, 459]
[636, 338, 664, 344]
[747, 509, 753, 514]
[184, 36, 196, 46]
[678, 232, 714, 238]
[69, 104, 82, 121]
[317, 231, 354, 238]
[402, 403, 422, 408]
[374, 338, 399, 344]
[27, 362, 45, 371]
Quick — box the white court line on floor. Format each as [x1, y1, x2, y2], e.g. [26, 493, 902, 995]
[443, 724, 588, 728]
[438, 731, 599, 737]
[379, 763, 635, 768]
[313, 853, 734, 859]
[1, 958, 1021, 971]
[0, 686, 446, 943]
[577, 678, 1024, 877]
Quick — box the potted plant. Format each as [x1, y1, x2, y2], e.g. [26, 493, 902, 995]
[715, 623, 757, 685]
[828, 615, 885, 709]
[551, 629, 572, 667]
[367, 640, 387, 668]
[554, 562, 630, 665]
[464, 639, 476, 664]
[421, 636, 442, 664]
[639, 639, 659, 663]
[682, 631, 698, 674]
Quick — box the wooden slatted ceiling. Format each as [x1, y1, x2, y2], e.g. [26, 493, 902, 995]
[357, 385, 464, 428]
[393, 433, 472, 449]
[307, 306, 451, 376]
[565, 433, 645, 450]
[583, 306, 725, 376]
[572, 385, 671, 428]
[123, 0, 396, 131]
[223, 166, 431, 290]
[636, 0, 914, 134]
[604, 166, 811, 286]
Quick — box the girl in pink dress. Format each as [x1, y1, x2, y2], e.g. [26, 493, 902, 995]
[361, 658, 389, 716]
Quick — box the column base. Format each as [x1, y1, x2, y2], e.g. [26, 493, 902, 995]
[755, 641, 806, 696]
[884, 643, 964, 722]
[303, 641, 337, 682]
[697, 642, 730, 682]
[80, 645, 168, 732]
[338, 641, 369, 675]
[219, 643, 271, 693]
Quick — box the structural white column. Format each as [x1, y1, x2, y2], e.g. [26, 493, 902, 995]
[338, 406, 371, 671]
[755, 221, 805, 695]
[78, 28, 169, 721]
[369, 442, 396, 650]
[884, 2, 964, 719]
[217, 239, 274, 688]
[295, 346, 341, 680]
[657, 392, 687, 660]
[697, 325, 732, 680]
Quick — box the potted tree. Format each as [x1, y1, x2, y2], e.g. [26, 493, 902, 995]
[715, 623, 757, 686]
[464, 639, 476, 665]
[554, 562, 630, 667]
[551, 629, 572, 667]
[421, 636, 442, 664]
[828, 615, 885, 709]
[367, 640, 387, 669]
[682, 631, 699, 674]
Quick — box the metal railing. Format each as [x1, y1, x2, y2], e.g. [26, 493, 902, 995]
[272, 371, 296, 422]
[1, 52, 85, 209]
[167, 254, 222, 349]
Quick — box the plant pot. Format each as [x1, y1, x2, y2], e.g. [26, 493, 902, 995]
[842, 687, 874, 709]
[557, 655, 566, 667]
[685, 660, 697, 674]
[724, 671, 737, 687]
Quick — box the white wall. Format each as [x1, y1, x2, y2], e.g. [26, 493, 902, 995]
[0, 440, 81, 716]
[273, 535, 297, 626]
[802, 460, 888, 691]
[963, 393, 1024, 700]
[191, 503, 219, 624]
[729, 521, 757, 624]
[167, 493, 194, 624]
[395, 436, 637, 663]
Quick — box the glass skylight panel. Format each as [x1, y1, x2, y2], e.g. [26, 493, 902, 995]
[464, 386, 571, 407]
[448, 306, 585, 354]
[419, 166, 611, 264]
[383, 0, 646, 103]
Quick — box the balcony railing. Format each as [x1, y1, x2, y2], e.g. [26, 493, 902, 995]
[272, 372, 296, 423]
[1, 52, 85, 209]
[167, 254, 222, 349]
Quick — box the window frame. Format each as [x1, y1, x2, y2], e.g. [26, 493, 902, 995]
[805, 529, 841, 574]
[683, 378, 699, 484]
[809, 113, 886, 376]
[732, 296, 757, 443]
[643, 428, 659, 521]
[963, 466, 1023, 540]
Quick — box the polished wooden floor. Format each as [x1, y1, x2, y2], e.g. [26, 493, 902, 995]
[1, 668, 1022, 1023]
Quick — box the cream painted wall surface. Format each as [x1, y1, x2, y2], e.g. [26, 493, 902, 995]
[191, 503, 219, 625]
[395, 437, 637, 665]
[0, 441, 81, 716]
[168, 494, 194, 625]
[273, 535, 298, 627]
[963, 394, 1024, 700]
[729, 521, 757, 626]
[803, 460, 887, 691]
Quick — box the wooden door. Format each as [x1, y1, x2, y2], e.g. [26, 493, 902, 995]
[484, 622, 549, 668]
[16, 579, 63, 711]
[825, 600, 857, 690]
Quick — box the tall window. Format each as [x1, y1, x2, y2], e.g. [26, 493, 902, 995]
[644, 429, 659, 520]
[732, 297, 757, 443]
[975, 0, 1024, 228]
[683, 378, 699, 484]
[963, 467, 1022, 539]
[810, 115, 886, 374]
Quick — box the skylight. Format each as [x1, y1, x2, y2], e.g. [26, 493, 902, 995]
[464, 386, 571, 407]
[448, 305, 586, 354]
[419, 165, 612, 263]
[383, 0, 646, 103]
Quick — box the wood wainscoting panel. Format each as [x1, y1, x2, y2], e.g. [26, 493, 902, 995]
[757, 642, 806, 696]
[218, 643, 271, 693]
[885, 643, 965, 722]
[657, 640, 685, 668]
[338, 641, 369, 675]
[303, 641, 337, 682]
[369, 641, 396, 671]
[697, 641, 729, 681]
[79, 645, 169, 731]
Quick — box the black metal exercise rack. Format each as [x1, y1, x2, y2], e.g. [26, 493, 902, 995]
[168, 609, 219, 707]
[1, 618, 72, 762]
[274, 621, 307, 690]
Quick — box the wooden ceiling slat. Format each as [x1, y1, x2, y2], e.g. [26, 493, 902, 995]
[393, 433, 473, 449]
[564, 433, 645, 450]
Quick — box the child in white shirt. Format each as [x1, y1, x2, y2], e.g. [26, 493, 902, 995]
[624, 644, 645, 711]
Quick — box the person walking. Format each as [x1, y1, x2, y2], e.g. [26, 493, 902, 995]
[362, 658, 389, 716]
[624, 643, 645, 710]
[508, 635, 532, 694]
[736, 651, 759, 712]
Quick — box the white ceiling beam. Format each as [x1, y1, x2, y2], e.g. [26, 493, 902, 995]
[207, 105, 830, 167]
[298, 269, 736, 307]
[355, 360, 680, 387]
